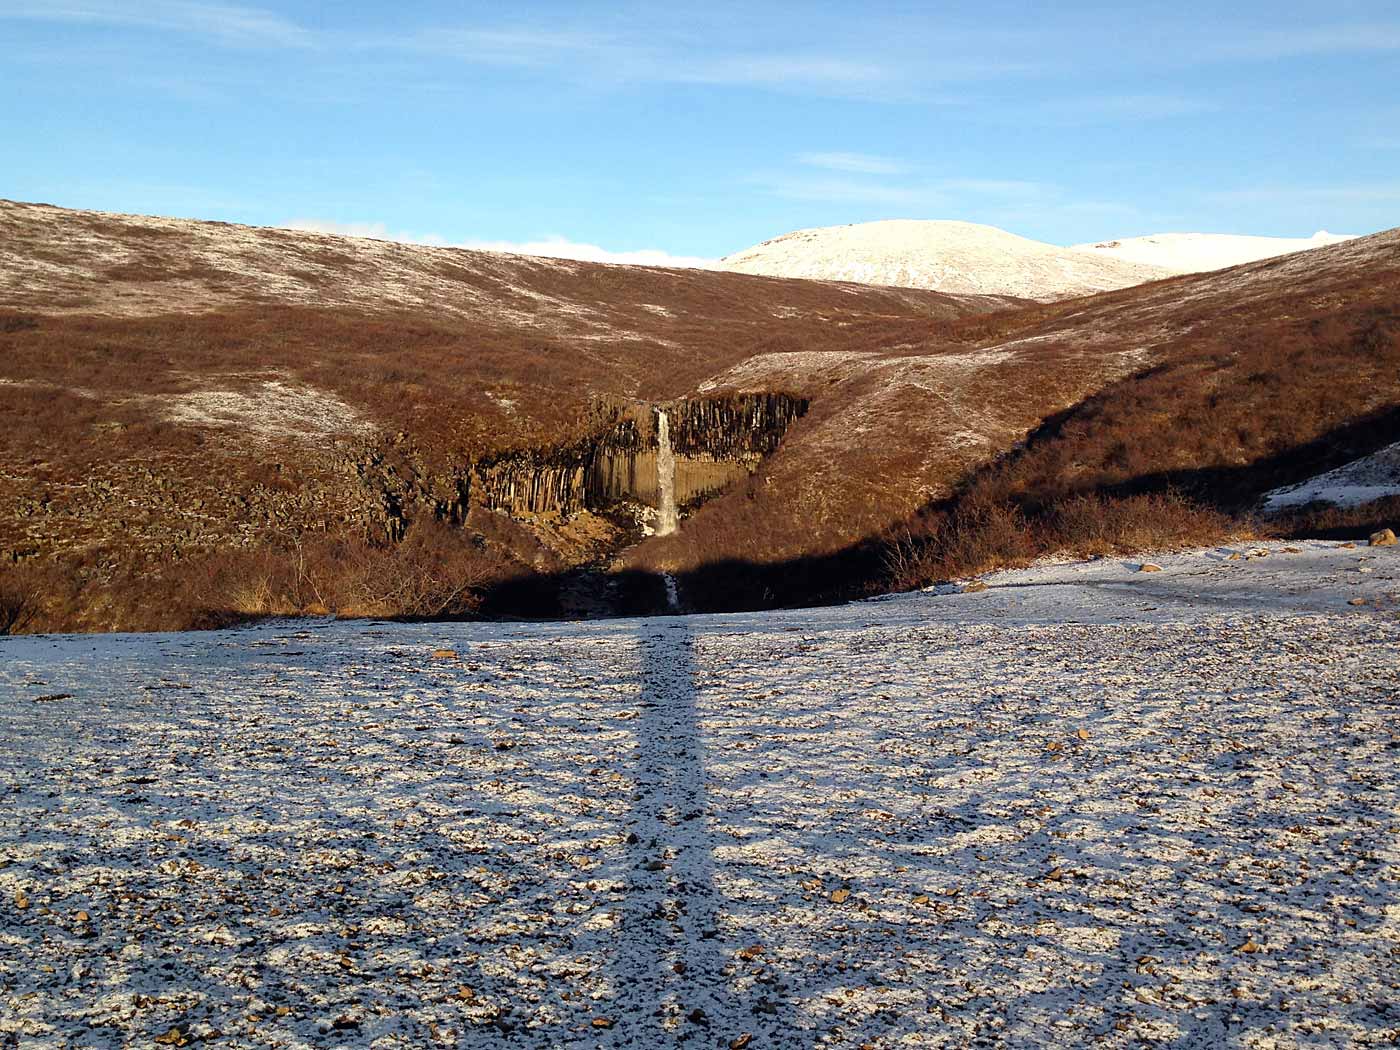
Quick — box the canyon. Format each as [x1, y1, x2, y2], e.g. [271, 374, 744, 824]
[2, 200, 1398, 631]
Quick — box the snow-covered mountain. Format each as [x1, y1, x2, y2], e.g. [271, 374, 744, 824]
[1071, 231, 1357, 274]
[719, 220, 1173, 301]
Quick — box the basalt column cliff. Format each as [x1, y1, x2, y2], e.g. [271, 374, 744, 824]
[476, 393, 808, 530]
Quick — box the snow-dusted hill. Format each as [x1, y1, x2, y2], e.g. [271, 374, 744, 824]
[719, 220, 1173, 301]
[1071, 231, 1357, 274]
[1263, 440, 1400, 511]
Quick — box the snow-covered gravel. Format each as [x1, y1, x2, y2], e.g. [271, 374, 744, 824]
[1070, 232, 1357, 275]
[3, 541, 1399, 1048]
[1263, 441, 1400, 512]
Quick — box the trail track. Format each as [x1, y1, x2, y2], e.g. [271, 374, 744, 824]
[2, 541, 1399, 1048]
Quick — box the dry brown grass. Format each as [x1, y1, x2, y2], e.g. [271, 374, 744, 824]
[200, 517, 505, 621]
[3, 201, 1398, 630]
[884, 493, 1232, 593]
[878, 307, 1400, 593]
[0, 565, 42, 634]
[4, 517, 524, 634]
[1264, 495, 1400, 541]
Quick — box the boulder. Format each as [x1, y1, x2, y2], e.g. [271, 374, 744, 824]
[1369, 528, 1397, 547]
[1138, 563, 1163, 573]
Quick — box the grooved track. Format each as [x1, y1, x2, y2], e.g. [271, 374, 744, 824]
[1, 544, 1398, 1048]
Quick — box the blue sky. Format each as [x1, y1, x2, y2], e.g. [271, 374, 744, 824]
[2, 1, 1397, 262]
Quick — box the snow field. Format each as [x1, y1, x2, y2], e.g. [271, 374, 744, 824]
[1, 541, 1398, 1048]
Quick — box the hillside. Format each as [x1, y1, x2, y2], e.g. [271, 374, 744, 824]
[2, 200, 1398, 631]
[644, 226, 1400, 607]
[1071, 230, 1357, 274]
[0, 200, 1019, 630]
[718, 219, 1173, 300]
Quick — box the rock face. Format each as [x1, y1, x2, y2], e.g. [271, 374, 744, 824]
[476, 393, 808, 521]
[719, 220, 1172, 301]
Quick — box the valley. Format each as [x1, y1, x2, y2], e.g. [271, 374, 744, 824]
[1, 201, 1398, 632]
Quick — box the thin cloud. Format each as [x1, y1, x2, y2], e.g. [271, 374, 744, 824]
[402, 27, 612, 69]
[671, 55, 894, 91]
[0, 0, 314, 47]
[1210, 23, 1400, 61]
[0, 6, 1031, 99]
[1033, 93, 1216, 124]
[750, 169, 1056, 208]
[1208, 184, 1400, 205]
[403, 28, 909, 97]
[282, 219, 717, 269]
[747, 174, 944, 208]
[797, 152, 908, 175]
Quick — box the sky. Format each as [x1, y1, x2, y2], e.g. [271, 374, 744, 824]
[1, 1, 1397, 264]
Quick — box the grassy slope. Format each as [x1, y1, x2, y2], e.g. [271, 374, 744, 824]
[2, 200, 1397, 628]
[0, 201, 1012, 629]
[638, 229, 1400, 588]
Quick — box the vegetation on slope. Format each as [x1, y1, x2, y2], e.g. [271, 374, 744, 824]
[2, 200, 1397, 632]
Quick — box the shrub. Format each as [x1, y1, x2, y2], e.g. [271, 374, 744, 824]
[195, 517, 509, 623]
[0, 567, 40, 635]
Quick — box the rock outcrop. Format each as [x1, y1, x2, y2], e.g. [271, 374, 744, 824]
[477, 393, 808, 522]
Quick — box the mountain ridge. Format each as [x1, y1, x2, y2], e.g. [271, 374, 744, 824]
[721, 219, 1369, 301]
[720, 218, 1173, 301]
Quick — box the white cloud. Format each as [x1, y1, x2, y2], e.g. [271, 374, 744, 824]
[0, 0, 314, 47]
[281, 220, 716, 269]
[402, 29, 910, 97]
[1210, 23, 1400, 60]
[402, 27, 609, 69]
[0, 6, 1024, 100]
[797, 152, 908, 175]
[1032, 93, 1216, 123]
[670, 55, 894, 91]
[749, 169, 1056, 209]
[747, 175, 944, 208]
[1207, 184, 1400, 206]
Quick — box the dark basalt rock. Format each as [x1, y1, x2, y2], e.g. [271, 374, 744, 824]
[475, 393, 808, 521]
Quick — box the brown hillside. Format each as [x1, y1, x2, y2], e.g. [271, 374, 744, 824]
[636, 228, 1400, 588]
[2, 199, 1397, 629]
[0, 200, 1015, 629]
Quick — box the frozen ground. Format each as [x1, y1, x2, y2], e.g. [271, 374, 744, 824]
[1071, 232, 1356, 275]
[2, 541, 1399, 1049]
[1263, 441, 1400, 511]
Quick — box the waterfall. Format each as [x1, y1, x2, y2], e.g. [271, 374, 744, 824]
[655, 408, 679, 537]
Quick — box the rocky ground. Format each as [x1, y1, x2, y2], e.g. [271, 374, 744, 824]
[2, 540, 1398, 1048]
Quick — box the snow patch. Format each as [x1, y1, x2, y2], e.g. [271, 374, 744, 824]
[163, 380, 372, 440]
[1, 542, 1397, 1046]
[1263, 441, 1400, 510]
[720, 219, 1172, 301]
[1071, 230, 1358, 275]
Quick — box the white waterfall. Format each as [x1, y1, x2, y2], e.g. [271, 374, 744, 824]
[655, 409, 679, 537]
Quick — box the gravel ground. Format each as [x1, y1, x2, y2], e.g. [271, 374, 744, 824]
[2, 541, 1398, 1048]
